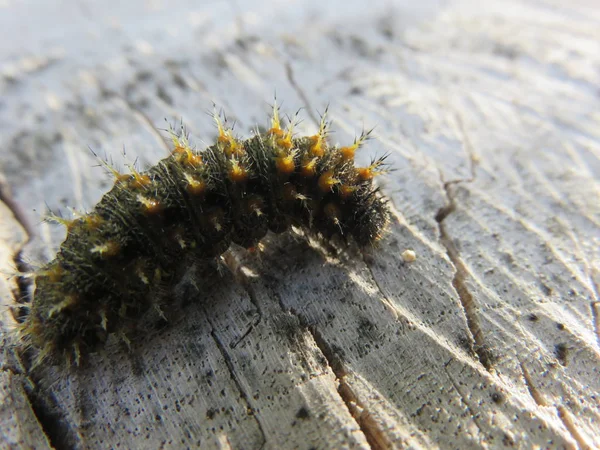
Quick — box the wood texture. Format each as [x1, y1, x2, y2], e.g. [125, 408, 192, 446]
[1, 0, 599, 449]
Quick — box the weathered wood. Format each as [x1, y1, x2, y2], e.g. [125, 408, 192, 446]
[0, 371, 51, 450]
[1, 0, 599, 449]
[0, 198, 50, 449]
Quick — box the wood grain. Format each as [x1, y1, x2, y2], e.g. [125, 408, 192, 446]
[1, 0, 598, 448]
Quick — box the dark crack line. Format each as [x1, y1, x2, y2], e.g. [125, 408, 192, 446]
[284, 62, 320, 128]
[363, 243, 491, 445]
[0, 178, 73, 449]
[436, 203, 493, 371]
[442, 112, 596, 448]
[1, 174, 35, 307]
[220, 252, 387, 447]
[270, 282, 390, 450]
[433, 117, 493, 370]
[0, 175, 35, 241]
[220, 250, 263, 349]
[436, 182, 493, 371]
[22, 378, 76, 450]
[360, 251, 397, 317]
[230, 312, 261, 350]
[206, 315, 267, 450]
[0, 367, 56, 450]
[305, 324, 392, 450]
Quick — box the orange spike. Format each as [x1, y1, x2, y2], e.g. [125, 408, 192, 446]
[357, 167, 374, 181]
[137, 195, 164, 215]
[318, 171, 339, 192]
[184, 173, 206, 195]
[339, 145, 357, 160]
[225, 138, 245, 157]
[213, 111, 244, 156]
[187, 149, 203, 166]
[229, 159, 247, 183]
[93, 154, 130, 184]
[339, 129, 371, 161]
[168, 121, 192, 153]
[277, 136, 293, 150]
[308, 135, 324, 157]
[45, 213, 78, 231]
[300, 157, 318, 177]
[276, 113, 297, 150]
[115, 172, 132, 184]
[214, 111, 229, 144]
[275, 153, 296, 175]
[356, 157, 386, 181]
[127, 165, 151, 189]
[268, 98, 283, 136]
[308, 107, 329, 156]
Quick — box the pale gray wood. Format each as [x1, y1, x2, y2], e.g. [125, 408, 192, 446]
[1, 0, 599, 449]
[0, 371, 52, 450]
[0, 200, 50, 450]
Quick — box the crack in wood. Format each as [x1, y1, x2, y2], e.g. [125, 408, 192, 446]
[21, 375, 77, 450]
[517, 359, 547, 407]
[519, 359, 593, 449]
[435, 190, 494, 371]
[592, 301, 600, 351]
[280, 298, 391, 450]
[261, 262, 382, 448]
[0, 175, 35, 241]
[556, 406, 594, 450]
[0, 181, 73, 449]
[207, 323, 267, 450]
[219, 252, 383, 448]
[264, 282, 371, 445]
[433, 135, 495, 370]
[1, 175, 35, 316]
[307, 325, 392, 450]
[220, 250, 263, 349]
[283, 62, 320, 128]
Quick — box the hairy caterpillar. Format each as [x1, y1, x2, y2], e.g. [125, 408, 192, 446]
[16, 103, 390, 368]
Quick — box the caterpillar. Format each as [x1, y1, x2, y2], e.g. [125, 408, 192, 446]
[15, 103, 390, 368]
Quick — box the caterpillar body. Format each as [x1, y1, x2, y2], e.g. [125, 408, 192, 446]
[17, 104, 390, 368]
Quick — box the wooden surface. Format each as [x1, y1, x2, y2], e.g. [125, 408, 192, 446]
[1, 0, 599, 448]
